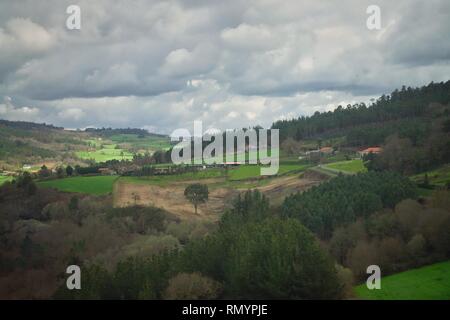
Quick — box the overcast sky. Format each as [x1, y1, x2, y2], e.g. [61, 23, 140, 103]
[0, 0, 449, 133]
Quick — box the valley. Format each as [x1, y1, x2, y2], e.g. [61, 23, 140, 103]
[1, 82, 449, 300]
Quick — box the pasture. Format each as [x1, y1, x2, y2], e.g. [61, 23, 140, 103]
[228, 163, 310, 181]
[324, 159, 366, 174]
[109, 134, 172, 151]
[76, 144, 134, 162]
[354, 260, 450, 300]
[120, 168, 225, 186]
[411, 164, 450, 187]
[38, 175, 119, 195]
[0, 175, 13, 185]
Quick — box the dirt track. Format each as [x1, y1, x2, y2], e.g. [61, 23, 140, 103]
[251, 173, 323, 206]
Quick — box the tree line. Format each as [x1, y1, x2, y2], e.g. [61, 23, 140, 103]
[281, 172, 417, 238]
[272, 81, 450, 142]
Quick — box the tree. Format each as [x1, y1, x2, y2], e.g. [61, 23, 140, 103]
[16, 172, 37, 196]
[69, 196, 81, 225]
[56, 167, 64, 178]
[422, 173, 430, 189]
[39, 165, 51, 178]
[184, 184, 209, 214]
[69, 196, 79, 211]
[66, 165, 74, 176]
[131, 192, 140, 206]
[223, 218, 341, 299]
[163, 273, 222, 299]
[281, 137, 302, 156]
[220, 190, 270, 227]
[281, 171, 416, 238]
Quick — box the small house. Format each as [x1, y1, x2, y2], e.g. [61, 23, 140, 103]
[359, 147, 382, 158]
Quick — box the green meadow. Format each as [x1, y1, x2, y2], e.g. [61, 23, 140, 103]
[120, 168, 225, 186]
[78, 134, 172, 163]
[38, 175, 119, 195]
[411, 164, 450, 187]
[324, 159, 367, 174]
[119, 162, 310, 187]
[0, 175, 13, 185]
[76, 144, 134, 162]
[109, 134, 172, 151]
[228, 163, 310, 181]
[354, 260, 450, 300]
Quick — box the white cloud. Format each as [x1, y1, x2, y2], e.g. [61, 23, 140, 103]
[0, 18, 54, 52]
[221, 23, 279, 51]
[0, 96, 41, 122]
[0, 0, 448, 132]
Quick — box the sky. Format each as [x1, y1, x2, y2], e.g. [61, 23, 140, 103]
[0, 0, 449, 134]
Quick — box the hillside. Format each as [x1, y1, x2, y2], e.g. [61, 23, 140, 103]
[354, 260, 450, 300]
[1, 82, 449, 300]
[273, 81, 450, 145]
[276, 81, 450, 177]
[0, 120, 171, 171]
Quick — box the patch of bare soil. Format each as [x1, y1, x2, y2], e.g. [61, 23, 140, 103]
[113, 170, 328, 218]
[113, 180, 238, 221]
[32, 161, 58, 170]
[252, 173, 324, 206]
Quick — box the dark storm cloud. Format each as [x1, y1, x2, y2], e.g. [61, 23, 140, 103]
[0, 0, 449, 132]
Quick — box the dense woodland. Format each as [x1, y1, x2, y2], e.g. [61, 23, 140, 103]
[53, 190, 342, 299]
[84, 127, 164, 138]
[2, 169, 448, 299]
[273, 81, 450, 142]
[329, 193, 450, 280]
[363, 119, 450, 175]
[282, 172, 417, 238]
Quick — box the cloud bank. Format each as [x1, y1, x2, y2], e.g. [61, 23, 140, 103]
[0, 0, 449, 133]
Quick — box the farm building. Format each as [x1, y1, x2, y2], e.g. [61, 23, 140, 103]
[319, 147, 334, 154]
[359, 147, 383, 158]
[304, 147, 335, 160]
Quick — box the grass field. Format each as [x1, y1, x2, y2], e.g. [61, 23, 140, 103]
[324, 159, 367, 174]
[38, 176, 119, 195]
[119, 163, 311, 187]
[120, 169, 226, 186]
[109, 134, 172, 151]
[416, 187, 434, 197]
[228, 163, 310, 181]
[411, 164, 450, 187]
[354, 260, 450, 300]
[76, 144, 134, 162]
[79, 135, 171, 162]
[0, 175, 13, 185]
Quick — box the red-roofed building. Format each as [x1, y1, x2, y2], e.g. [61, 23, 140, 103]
[319, 147, 334, 154]
[359, 147, 383, 158]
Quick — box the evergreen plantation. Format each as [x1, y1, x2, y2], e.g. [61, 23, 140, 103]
[272, 81, 450, 141]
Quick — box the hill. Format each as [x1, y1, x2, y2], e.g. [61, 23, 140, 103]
[273, 81, 450, 144]
[0, 119, 171, 171]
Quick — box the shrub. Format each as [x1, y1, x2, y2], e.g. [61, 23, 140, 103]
[163, 272, 222, 300]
